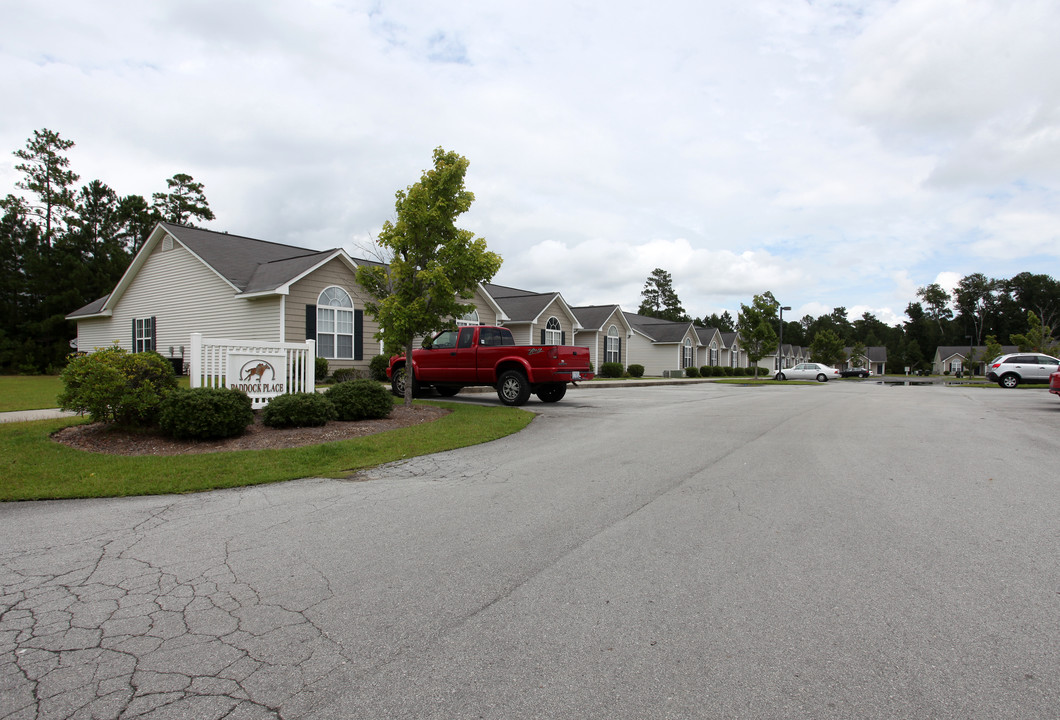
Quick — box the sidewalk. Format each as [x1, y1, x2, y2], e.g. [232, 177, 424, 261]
[0, 408, 78, 423]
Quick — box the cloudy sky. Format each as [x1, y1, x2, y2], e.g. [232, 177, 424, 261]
[3, 0, 1059, 326]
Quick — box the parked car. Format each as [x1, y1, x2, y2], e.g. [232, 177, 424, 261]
[775, 362, 841, 382]
[1050, 370, 1060, 398]
[840, 368, 872, 378]
[985, 353, 1060, 388]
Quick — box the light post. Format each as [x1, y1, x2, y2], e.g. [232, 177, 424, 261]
[778, 305, 791, 375]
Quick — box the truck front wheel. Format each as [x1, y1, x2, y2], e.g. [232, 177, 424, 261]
[497, 370, 531, 406]
[536, 383, 567, 403]
[391, 366, 419, 398]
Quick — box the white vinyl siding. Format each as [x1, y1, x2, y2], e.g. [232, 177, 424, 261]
[76, 240, 281, 356]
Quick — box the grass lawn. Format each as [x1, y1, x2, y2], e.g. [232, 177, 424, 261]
[0, 401, 533, 501]
[0, 375, 65, 412]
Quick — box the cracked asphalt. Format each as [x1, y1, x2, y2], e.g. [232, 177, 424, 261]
[2, 382, 1059, 719]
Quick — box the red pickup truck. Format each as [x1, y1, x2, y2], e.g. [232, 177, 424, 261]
[387, 325, 594, 406]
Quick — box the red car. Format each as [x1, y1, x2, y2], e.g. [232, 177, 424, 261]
[1050, 370, 1060, 398]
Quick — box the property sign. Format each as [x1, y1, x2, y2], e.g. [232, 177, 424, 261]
[227, 352, 287, 404]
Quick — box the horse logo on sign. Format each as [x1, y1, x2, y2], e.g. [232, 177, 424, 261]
[241, 361, 274, 382]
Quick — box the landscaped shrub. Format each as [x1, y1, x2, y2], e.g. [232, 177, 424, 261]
[699, 365, 713, 377]
[58, 346, 178, 425]
[722, 366, 734, 376]
[627, 364, 645, 378]
[685, 366, 700, 378]
[732, 367, 745, 377]
[599, 362, 624, 378]
[369, 354, 390, 382]
[262, 392, 336, 428]
[315, 356, 329, 382]
[325, 379, 394, 421]
[331, 367, 362, 383]
[158, 387, 254, 440]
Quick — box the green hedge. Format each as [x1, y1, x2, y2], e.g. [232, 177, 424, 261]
[158, 387, 254, 440]
[325, 379, 393, 421]
[263, 392, 337, 428]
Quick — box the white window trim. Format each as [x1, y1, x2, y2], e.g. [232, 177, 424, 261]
[317, 286, 354, 360]
[134, 318, 153, 353]
[545, 316, 562, 346]
[605, 325, 620, 363]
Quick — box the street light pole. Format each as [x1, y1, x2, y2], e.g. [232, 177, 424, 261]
[778, 305, 791, 376]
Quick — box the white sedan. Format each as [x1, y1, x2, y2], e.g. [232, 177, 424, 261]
[775, 362, 841, 382]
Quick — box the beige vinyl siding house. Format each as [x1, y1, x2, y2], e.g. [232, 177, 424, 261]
[72, 227, 282, 361]
[68, 223, 382, 374]
[571, 305, 631, 370]
[482, 284, 581, 346]
[623, 313, 703, 376]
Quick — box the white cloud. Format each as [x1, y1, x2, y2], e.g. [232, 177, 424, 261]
[2, 0, 1059, 328]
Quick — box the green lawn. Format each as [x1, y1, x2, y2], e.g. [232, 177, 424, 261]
[0, 375, 65, 412]
[0, 401, 533, 501]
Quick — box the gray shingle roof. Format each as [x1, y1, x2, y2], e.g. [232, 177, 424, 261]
[623, 312, 693, 343]
[571, 305, 621, 331]
[483, 283, 559, 323]
[165, 223, 336, 292]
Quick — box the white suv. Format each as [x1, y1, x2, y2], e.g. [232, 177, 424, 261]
[985, 353, 1060, 388]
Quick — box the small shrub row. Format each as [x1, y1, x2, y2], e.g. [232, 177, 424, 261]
[263, 380, 394, 428]
[627, 364, 645, 378]
[599, 362, 625, 378]
[158, 387, 254, 440]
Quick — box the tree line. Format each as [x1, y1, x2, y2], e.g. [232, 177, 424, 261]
[638, 267, 1060, 370]
[1, 129, 215, 372]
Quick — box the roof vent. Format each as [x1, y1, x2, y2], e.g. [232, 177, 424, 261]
[162, 236, 174, 252]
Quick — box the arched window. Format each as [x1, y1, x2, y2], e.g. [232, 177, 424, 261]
[683, 337, 694, 368]
[545, 317, 562, 345]
[710, 341, 719, 366]
[457, 308, 480, 326]
[605, 325, 620, 363]
[317, 286, 354, 359]
[730, 343, 739, 367]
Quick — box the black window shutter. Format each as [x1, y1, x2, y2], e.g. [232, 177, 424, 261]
[354, 309, 363, 361]
[150, 317, 157, 351]
[540, 329, 545, 345]
[561, 331, 566, 346]
[305, 305, 316, 340]
[131, 319, 137, 352]
[617, 338, 622, 362]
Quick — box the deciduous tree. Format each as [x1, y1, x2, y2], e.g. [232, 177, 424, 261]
[356, 148, 502, 405]
[738, 292, 779, 378]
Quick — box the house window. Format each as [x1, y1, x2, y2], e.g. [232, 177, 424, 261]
[605, 325, 620, 363]
[710, 342, 718, 366]
[457, 308, 480, 326]
[317, 286, 354, 359]
[683, 337, 694, 368]
[134, 318, 154, 353]
[730, 345, 738, 367]
[545, 317, 562, 345]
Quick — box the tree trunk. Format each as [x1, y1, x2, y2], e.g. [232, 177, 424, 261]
[404, 338, 415, 407]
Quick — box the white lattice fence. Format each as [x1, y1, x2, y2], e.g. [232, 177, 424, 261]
[189, 333, 316, 408]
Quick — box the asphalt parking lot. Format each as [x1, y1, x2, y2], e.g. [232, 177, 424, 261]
[2, 381, 1059, 719]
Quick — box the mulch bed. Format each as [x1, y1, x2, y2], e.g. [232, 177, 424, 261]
[51, 404, 449, 456]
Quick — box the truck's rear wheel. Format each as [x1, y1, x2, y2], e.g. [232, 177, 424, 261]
[497, 370, 531, 406]
[536, 383, 566, 403]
